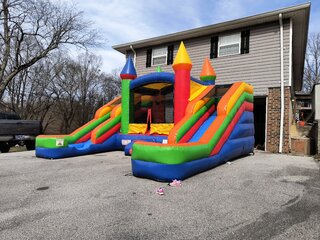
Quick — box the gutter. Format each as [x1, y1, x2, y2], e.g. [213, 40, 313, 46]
[130, 45, 136, 66]
[279, 13, 284, 153]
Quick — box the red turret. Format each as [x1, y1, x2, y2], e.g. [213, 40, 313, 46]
[172, 42, 192, 124]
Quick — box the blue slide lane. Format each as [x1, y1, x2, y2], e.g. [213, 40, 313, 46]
[189, 111, 217, 142]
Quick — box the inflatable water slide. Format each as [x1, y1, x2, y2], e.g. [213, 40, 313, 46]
[36, 42, 254, 181]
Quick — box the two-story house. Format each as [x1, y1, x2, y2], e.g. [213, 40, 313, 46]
[113, 3, 310, 153]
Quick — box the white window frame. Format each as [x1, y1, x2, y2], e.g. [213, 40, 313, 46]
[151, 47, 167, 66]
[218, 33, 241, 57]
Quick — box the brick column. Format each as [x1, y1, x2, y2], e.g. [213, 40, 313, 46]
[266, 87, 291, 153]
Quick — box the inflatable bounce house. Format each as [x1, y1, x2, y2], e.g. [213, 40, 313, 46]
[36, 42, 254, 181]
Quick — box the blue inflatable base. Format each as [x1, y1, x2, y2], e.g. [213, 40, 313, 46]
[132, 136, 254, 182]
[131, 111, 255, 181]
[36, 135, 119, 159]
[36, 134, 167, 159]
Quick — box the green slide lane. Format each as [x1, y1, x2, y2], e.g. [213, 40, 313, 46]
[95, 115, 121, 139]
[36, 113, 111, 149]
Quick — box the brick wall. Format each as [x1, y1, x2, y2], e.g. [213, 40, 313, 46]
[266, 87, 291, 153]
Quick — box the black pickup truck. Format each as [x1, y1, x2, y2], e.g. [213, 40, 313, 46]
[0, 112, 42, 153]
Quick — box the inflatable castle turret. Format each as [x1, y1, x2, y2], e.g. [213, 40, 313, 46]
[200, 58, 216, 85]
[120, 56, 137, 134]
[172, 42, 192, 124]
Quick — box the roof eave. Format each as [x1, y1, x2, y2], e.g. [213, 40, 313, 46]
[292, 3, 310, 91]
[112, 3, 311, 54]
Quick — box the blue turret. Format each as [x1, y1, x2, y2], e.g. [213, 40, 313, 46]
[120, 56, 137, 80]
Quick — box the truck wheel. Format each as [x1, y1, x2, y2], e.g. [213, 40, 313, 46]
[0, 143, 10, 153]
[26, 141, 35, 150]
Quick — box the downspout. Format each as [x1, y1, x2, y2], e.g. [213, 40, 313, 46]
[289, 18, 293, 87]
[265, 92, 269, 151]
[289, 18, 293, 151]
[130, 45, 136, 66]
[279, 13, 285, 153]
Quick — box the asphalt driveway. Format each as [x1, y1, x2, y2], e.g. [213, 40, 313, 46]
[0, 151, 319, 240]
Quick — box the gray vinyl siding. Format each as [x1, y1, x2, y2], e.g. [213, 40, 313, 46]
[133, 21, 290, 96]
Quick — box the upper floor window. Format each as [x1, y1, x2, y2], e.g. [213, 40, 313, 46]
[210, 30, 250, 59]
[218, 33, 241, 57]
[152, 47, 167, 66]
[146, 45, 174, 68]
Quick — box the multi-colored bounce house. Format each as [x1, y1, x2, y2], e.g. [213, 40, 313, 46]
[36, 42, 254, 181]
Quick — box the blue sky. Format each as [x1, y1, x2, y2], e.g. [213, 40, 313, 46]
[72, 0, 319, 73]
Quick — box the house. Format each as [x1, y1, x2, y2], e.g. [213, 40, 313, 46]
[113, 3, 311, 153]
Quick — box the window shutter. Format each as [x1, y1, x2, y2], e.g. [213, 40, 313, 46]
[210, 36, 218, 59]
[167, 45, 174, 65]
[241, 30, 250, 54]
[146, 49, 152, 68]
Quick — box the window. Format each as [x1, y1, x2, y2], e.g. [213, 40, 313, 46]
[152, 47, 167, 66]
[210, 30, 250, 59]
[146, 45, 174, 68]
[218, 33, 241, 57]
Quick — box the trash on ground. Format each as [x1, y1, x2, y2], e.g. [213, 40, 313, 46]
[156, 187, 164, 195]
[168, 179, 182, 187]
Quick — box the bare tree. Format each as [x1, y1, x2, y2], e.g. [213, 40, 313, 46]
[100, 68, 121, 104]
[5, 54, 62, 131]
[0, 0, 99, 100]
[77, 51, 103, 125]
[304, 33, 320, 92]
[48, 57, 80, 133]
[2, 48, 121, 134]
